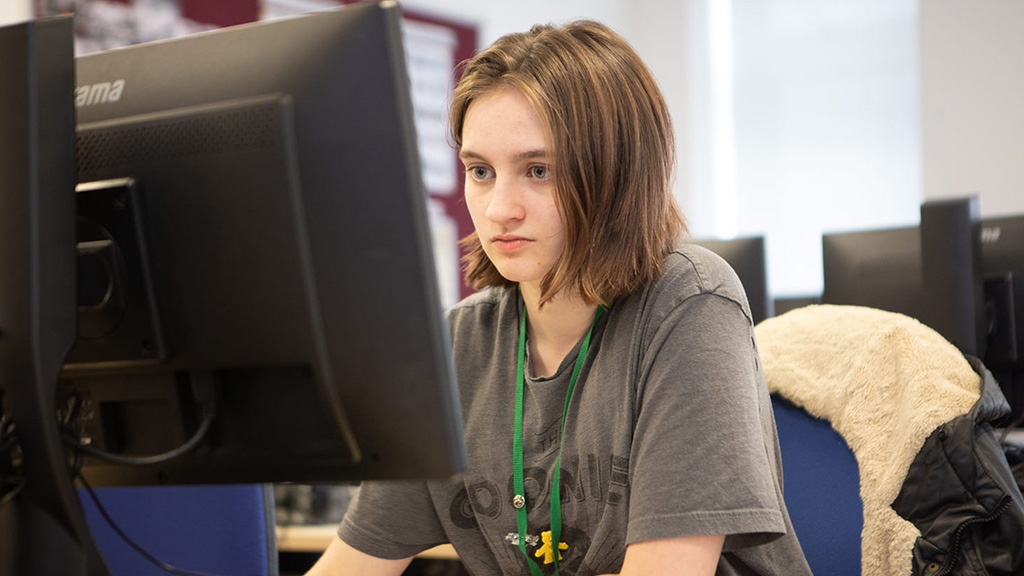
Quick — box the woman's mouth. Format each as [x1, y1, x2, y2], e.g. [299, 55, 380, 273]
[491, 235, 530, 251]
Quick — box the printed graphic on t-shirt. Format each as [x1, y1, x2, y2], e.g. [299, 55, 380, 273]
[448, 452, 630, 574]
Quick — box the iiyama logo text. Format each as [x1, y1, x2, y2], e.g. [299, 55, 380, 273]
[75, 79, 125, 108]
[981, 226, 1001, 244]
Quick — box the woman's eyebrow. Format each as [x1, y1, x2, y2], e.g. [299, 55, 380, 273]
[458, 149, 549, 162]
[458, 149, 485, 162]
[514, 149, 548, 161]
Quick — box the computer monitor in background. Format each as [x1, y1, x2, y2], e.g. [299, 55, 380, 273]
[822, 205, 1024, 425]
[690, 236, 773, 325]
[978, 216, 1024, 425]
[822, 226, 924, 322]
[773, 296, 821, 317]
[2, 3, 467, 574]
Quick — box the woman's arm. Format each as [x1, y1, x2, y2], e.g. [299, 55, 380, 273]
[305, 536, 414, 576]
[599, 534, 725, 576]
[308, 533, 722, 576]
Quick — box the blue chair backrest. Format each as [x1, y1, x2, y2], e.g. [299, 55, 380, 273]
[78, 484, 277, 576]
[772, 394, 863, 576]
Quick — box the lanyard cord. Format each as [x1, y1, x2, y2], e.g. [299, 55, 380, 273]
[513, 305, 604, 576]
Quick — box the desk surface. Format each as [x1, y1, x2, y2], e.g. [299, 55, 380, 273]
[276, 524, 459, 560]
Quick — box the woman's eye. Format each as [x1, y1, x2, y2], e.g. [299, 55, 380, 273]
[467, 166, 493, 181]
[529, 165, 549, 179]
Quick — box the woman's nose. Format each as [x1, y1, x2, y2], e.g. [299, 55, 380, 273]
[485, 177, 525, 223]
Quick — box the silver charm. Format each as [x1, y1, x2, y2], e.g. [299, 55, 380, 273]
[505, 532, 540, 546]
[512, 494, 526, 509]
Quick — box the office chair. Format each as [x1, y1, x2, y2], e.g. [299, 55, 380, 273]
[772, 394, 862, 576]
[78, 483, 278, 576]
[757, 304, 999, 576]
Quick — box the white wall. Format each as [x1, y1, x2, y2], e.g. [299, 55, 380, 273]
[403, 0, 623, 48]
[0, 0, 31, 25]
[622, 0, 690, 230]
[728, 0, 921, 298]
[919, 0, 1024, 217]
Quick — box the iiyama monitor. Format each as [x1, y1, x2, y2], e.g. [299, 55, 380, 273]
[66, 1, 466, 486]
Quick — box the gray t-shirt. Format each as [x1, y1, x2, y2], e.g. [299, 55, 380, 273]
[339, 246, 811, 575]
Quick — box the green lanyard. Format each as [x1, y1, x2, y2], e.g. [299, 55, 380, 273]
[512, 305, 604, 576]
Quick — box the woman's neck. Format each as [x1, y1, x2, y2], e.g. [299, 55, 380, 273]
[520, 283, 598, 378]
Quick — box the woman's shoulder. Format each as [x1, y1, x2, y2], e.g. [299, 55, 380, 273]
[631, 244, 753, 325]
[449, 286, 505, 311]
[445, 286, 516, 334]
[666, 243, 745, 293]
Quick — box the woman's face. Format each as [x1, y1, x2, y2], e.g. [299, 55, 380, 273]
[459, 88, 565, 292]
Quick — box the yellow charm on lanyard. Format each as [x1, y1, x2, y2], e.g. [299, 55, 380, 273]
[535, 530, 569, 564]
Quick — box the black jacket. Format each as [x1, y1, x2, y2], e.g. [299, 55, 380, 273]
[891, 357, 1024, 576]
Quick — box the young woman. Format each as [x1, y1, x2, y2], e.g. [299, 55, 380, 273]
[309, 20, 811, 576]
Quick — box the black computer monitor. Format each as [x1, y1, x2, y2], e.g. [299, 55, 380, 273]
[821, 225, 924, 321]
[0, 14, 88, 575]
[68, 1, 466, 487]
[1, 4, 467, 573]
[822, 208, 1024, 425]
[772, 296, 821, 317]
[690, 236, 773, 325]
[978, 216, 1024, 425]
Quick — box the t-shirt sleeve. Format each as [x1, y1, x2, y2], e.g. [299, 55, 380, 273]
[626, 289, 786, 550]
[337, 480, 448, 559]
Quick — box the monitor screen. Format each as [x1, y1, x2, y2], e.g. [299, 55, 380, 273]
[690, 236, 773, 325]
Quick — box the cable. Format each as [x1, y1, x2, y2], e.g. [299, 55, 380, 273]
[63, 403, 216, 466]
[58, 383, 228, 575]
[0, 400, 23, 511]
[0, 473, 22, 504]
[77, 473, 226, 576]
[0, 478, 23, 509]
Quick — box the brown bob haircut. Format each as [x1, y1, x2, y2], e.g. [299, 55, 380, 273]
[450, 20, 686, 306]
